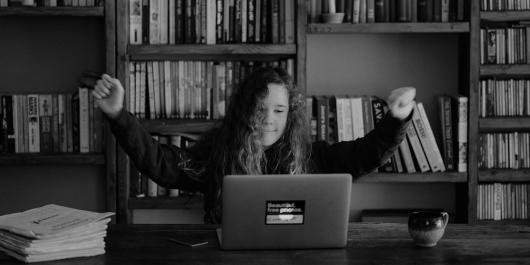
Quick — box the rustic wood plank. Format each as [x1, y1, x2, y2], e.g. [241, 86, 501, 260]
[297, 0, 307, 93]
[307, 22, 470, 34]
[128, 44, 297, 61]
[480, 65, 530, 76]
[467, 0, 481, 224]
[2, 223, 527, 265]
[479, 117, 530, 131]
[0, 6, 103, 16]
[479, 169, 530, 182]
[481, 11, 530, 22]
[140, 119, 218, 134]
[104, 0, 117, 218]
[356, 172, 467, 183]
[115, 0, 130, 225]
[0, 153, 105, 165]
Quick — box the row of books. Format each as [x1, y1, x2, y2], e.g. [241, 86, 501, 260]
[129, 0, 295, 45]
[479, 79, 530, 117]
[477, 183, 528, 221]
[479, 132, 530, 169]
[308, 0, 467, 24]
[308, 95, 468, 173]
[127, 59, 295, 120]
[131, 134, 199, 198]
[481, 0, 530, 11]
[0, 89, 103, 154]
[438, 95, 468, 172]
[0, 0, 102, 7]
[480, 25, 530, 65]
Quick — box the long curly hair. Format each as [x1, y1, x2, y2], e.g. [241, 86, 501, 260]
[200, 67, 311, 188]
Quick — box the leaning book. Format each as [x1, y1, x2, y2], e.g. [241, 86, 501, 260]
[0, 204, 114, 263]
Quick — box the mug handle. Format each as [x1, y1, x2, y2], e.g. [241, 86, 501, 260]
[441, 212, 449, 228]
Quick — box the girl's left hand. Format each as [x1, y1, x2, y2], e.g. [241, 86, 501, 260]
[387, 87, 416, 120]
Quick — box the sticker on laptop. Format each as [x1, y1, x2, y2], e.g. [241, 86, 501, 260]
[265, 201, 305, 225]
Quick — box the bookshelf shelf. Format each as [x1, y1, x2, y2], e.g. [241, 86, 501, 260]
[307, 22, 470, 34]
[479, 117, 530, 131]
[0, 153, 105, 165]
[128, 44, 297, 61]
[480, 11, 530, 22]
[479, 169, 530, 182]
[0, 6, 104, 16]
[129, 196, 203, 209]
[140, 119, 218, 134]
[356, 172, 467, 183]
[480, 64, 530, 76]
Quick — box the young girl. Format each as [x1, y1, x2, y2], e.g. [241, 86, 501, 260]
[93, 67, 415, 224]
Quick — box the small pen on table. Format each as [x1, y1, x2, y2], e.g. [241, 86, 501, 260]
[168, 238, 208, 248]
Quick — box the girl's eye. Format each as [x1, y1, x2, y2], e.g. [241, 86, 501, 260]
[274, 109, 284, 113]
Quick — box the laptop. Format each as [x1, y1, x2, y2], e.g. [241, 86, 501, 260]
[216, 174, 352, 250]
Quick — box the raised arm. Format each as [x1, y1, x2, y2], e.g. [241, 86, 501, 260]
[92, 74, 206, 192]
[311, 87, 416, 178]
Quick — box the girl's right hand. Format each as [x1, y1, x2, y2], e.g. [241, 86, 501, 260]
[92, 74, 125, 119]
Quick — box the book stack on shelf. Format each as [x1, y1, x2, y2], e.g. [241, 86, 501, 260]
[477, 183, 528, 221]
[0, 204, 113, 263]
[0, 89, 103, 154]
[307, 95, 467, 174]
[127, 59, 295, 120]
[476, 1, 530, 223]
[0, 0, 103, 7]
[307, 0, 468, 23]
[129, 0, 296, 45]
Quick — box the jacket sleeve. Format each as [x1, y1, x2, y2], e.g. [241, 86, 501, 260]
[107, 109, 207, 192]
[311, 112, 412, 178]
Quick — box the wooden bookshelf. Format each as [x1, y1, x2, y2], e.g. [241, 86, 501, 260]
[0, 1, 116, 212]
[479, 117, 530, 131]
[308, 22, 470, 34]
[479, 169, 530, 182]
[114, 0, 308, 224]
[480, 11, 530, 22]
[356, 172, 467, 183]
[140, 119, 218, 134]
[129, 196, 203, 210]
[0, 153, 105, 165]
[128, 44, 297, 61]
[480, 65, 530, 76]
[0, 6, 104, 16]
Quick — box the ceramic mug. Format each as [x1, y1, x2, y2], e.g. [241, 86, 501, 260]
[408, 211, 449, 247]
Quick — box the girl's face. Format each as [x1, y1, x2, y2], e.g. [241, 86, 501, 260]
[259, 83, 289, 148]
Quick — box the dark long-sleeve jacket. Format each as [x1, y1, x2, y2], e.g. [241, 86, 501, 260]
[108, 109, 411, 223]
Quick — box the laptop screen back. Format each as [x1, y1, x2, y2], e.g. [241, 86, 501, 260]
[220, 174, 352, 249]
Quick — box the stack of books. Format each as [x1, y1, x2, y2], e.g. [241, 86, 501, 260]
[0, 204, 114, 263]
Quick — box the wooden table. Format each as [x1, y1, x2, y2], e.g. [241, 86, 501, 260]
[1, 223, 529, 264]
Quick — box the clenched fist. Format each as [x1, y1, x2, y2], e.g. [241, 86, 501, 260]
[92, 74, 125, 120]
[387, 86, 416, 120]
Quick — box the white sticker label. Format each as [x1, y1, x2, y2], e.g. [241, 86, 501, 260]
[265, 201, 305, 225]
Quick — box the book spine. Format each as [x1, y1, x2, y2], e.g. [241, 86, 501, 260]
[51, 95, 59, 153]
[456, 96, 468, 172]
[406, 121, 430, 172]
[439, 96, 454, 170]
[129, 0, 143, 45]
[78, 88, 89, 153]
[149, 0, 160, 44]
[412, 104, 442, 172]
[27, 94, 40, 153]
[417, 103, 446, 172]
[38, 94, 53, 153]
[399, 136, 416, 173]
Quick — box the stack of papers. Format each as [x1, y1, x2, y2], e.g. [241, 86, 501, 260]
[0, 204, 114, 263]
